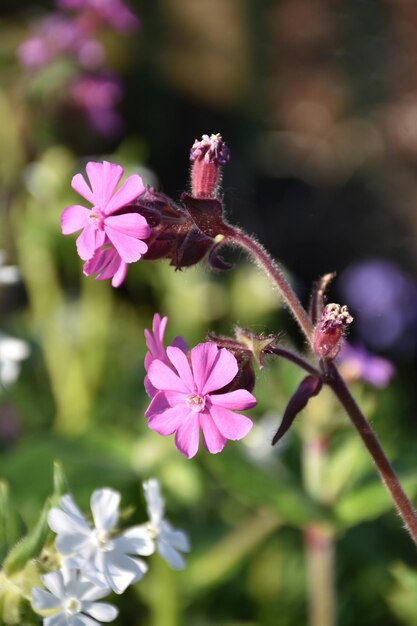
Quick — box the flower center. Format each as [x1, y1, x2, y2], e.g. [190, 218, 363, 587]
[65, 597, 81, 615]
[185, 393, 206, 413]
[93, 529, 111, 550]
[88, 207, 105, 230]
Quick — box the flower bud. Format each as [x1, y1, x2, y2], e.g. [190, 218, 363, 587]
[312, 303, 353, 360]
[189, 133, 230, 198]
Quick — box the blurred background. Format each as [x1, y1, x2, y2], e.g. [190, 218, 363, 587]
[1, 1, 417, 625]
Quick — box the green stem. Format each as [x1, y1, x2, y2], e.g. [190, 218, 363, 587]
[303, 437, 336, 626]
[304, 526, 336, 626]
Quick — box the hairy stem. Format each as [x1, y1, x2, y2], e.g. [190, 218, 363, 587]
[229, 227, 417, 544]
[265, 345, 321, 378]
[326, 363, 417, 545]
[227, 227, 313, 342]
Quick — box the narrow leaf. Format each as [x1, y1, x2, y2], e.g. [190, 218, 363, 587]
[3, 497, 51, 575]
[272, 376, 323, 445]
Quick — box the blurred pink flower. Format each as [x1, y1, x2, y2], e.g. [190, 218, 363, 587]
[57, 0, 139, 33]
[338, 343, 395, 388]
[17, 13, 104, 71]
[144, 314, 187, 398]
[61, 161, 150, 262]
[68, 74, 124, 137]
[145, 342, 256, 459]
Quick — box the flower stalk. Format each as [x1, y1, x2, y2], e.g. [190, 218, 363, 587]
[230, 226, 417, 546]
[226, 226, 314, 342]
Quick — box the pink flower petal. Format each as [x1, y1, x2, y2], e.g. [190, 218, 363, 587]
[171, 336, 188, 352]
[105, 224, 148, 263]
[145, 315, 167, 359]
[148, 359, 190, 394]
[210, 389, 257, 410]
[83, 248, 107, 276]
[199, 345, 238, 395]
[112, 259, 127, 287]
[144, 374, 157, 398]
[71, 172, 94, 204]
[209, 405, 253, 441]
[166, 346, 195, 392]
[61, 204, 89, 234]
[148, 404, 190, 436]
[86, 161, 123, 208]
[153, 313, 168, 344]
[190, 343, 220, 393]
[174, 414, 200, 459]
[104, 213, 150, 240]
[200, 412, 227, 454]
[104, 174, 145, 214]
[144, 390, 171, 418]
[76, 224, 104, 260]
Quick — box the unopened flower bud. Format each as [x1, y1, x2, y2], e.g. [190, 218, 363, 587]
[312, 303, 353, 360]
[189, 133, 230, 198]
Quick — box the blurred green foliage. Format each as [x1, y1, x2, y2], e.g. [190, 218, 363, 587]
[1, 2, 417, 626]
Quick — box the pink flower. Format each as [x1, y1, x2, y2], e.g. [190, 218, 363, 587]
[145, 342, 256, 459]
[144, 314, 187, 398]
[61, 161, 150, 263]
[83, 243, 127, 287]
[68, 74, 124, 137]
[57, 0, 139, 33]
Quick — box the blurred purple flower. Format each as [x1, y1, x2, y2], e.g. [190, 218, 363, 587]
[339, 259, 417, 351]
[68, 74, 124, 137]
[17, 13, 104, 71]
[338, 343, 395, 388]
[57, 0, 139, 33]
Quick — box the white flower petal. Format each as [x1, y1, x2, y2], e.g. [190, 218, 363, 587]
[79, 580, 112, 601]
[66, 580, 94, 600]
[70, 616, 99, 626]
[90, 489, 120, 532]
[56, 532, 91, 556]
[48, 509, 91, 537]
[160, 522, 190, 552]
[103, 552, 148, 594]
[157, 539, 186, 570]
[143, 479, 165, 525]
[60, 495, 89, 525]
[31, 587, 62, 611]
[45, 614, 67, 626]
[83, 602, 119, 622]
[42, 571, 66, 599]
[113, 526, 155, 556]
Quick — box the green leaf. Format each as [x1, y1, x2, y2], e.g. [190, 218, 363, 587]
[0, 482, 25, 566]
[387, 563, 417, 625]
[52, 461, 69, 502]
[334, 470, 417, 527]
[3, 497, 50, 576]
[205, 447, 332, 527]
[183, 510, 281, 596]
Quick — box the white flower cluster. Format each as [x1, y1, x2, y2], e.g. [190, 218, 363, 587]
[32, 479, 190, 626]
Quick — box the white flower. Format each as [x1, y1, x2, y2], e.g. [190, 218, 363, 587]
[0, 251, 20, 286]
[48, 488, 154, 594]
[0, 333, 30, 387]
[32, 567, 118, 626]
[143, 478, 190, 570]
